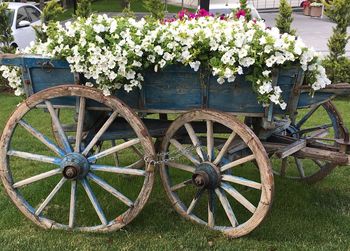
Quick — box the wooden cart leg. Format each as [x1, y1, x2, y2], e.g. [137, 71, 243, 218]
[159, 109, 274, 238]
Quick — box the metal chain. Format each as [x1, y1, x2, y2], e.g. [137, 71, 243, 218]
[144, 143, 203, 166]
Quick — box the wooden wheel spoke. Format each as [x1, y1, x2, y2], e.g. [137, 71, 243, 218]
[81, 178, 108, 225]
[75, 97, 86, 153]
[69, 180, 77, 228]
[296, 124, 333, 136]
[166, 161, 196, 173]
[170, 179, 192, 191]
[88, 173, 134, 207]
[215, 188, 238, 227]
[294, 158, 305, 178]
[207, 120, 214, 162]
[208, 189, 215, 228]
[221, 182, 256, 214]
[82, 110, 119, 156]
[220, 154, 255, 172]
[90, 164, 146, 176]
[126, 159, 145, 169]
[35, 178, 67, 216]
[45, 101, 72, 153]
[221, 174, 262, 190]
[296, 104, 321, 128]
[184, 123, 205, 161]
[13, 168, 62, 188]
[88, 138, 141, 162]
[214, 132, 236, 165]
[169, 139, 200, 165]
[123, 138, 143, 158]
[18, 120, 65, 157]
[187, 189, 204, 214]
[7, 150, 62, 165]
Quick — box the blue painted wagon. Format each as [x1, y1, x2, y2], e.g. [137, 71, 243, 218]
[1, 54, 350, 237]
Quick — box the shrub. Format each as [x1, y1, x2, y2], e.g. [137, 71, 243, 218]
[323, 0, 350, 83]
[275, 0, 296, 35]
[75, 0, 92, 19]
[143, 0, 165, 20]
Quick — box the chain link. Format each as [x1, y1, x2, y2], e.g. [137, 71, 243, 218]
[144, 144, 203, 166]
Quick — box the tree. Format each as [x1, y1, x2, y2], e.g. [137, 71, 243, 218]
[75, 0, 91, 18]
[0, 2, 15, 53]
[143, 0, 165, 20]
[322, 0, 350, 83]
[275, 0, 296, 35]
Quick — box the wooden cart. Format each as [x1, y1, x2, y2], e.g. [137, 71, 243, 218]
[1, 54, 350, 238]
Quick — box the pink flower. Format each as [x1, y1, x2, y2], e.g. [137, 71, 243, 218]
[235, 9, 246, 19]
[197, 8, 210, 17]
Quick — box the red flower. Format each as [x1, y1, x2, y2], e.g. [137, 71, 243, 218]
[301, 1, 311, 8]
[235, 9, 246, 19]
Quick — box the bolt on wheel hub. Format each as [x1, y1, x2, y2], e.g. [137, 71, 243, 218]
[60, 153, 90, 180]
[192, 162, 220, 189]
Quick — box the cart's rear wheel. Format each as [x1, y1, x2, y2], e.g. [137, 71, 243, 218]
[272, 101, 346, 183]
[159, 110, 274, 238]
[0, 85, 155, 232]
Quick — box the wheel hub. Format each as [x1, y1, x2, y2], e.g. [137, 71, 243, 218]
[60, 153, 90, 180]
[192, 162, 220, 189]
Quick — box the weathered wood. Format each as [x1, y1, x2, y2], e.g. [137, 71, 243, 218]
[213, 132, 236, 165]
[221, 174, 262, 190]
[13, 168, 61, 188]
[0, 85, 155, 232]
[75, 97, 86, 152]
[275, 139, 306, 159]
[88, 138, 141, 162]
[215, 188, 238, 227]
[81, 178, 108, 225]
[221, 154, 256, 172]
[35, 178, 67, 216]
[88, 173, 134, 207]
[82, 110, 119, 155]
[187, 189, 204, 214]
[18, 120, 65, 157]
[206, 120, 214, 161]
[90, 165, 146, 176]
[159, 110, 274, 238]
[184, 123, 205, 161]
[169, 139, 200, 165]
[221, 182, 256, 214]
[69, 180, 77, 228]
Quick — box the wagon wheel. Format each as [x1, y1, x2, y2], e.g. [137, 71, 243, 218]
[159, 110, 274, 238]
[272, 101, 346, 183]
[0, 85, 155, 232]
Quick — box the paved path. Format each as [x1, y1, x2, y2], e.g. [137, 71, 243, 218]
[260, 11, 350, 56]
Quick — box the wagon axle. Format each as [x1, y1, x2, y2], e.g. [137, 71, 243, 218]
[192, 162, 220, 189]
[61, 153, 90, 180]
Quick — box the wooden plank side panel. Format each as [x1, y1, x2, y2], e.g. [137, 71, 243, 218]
[142, 66, 202, 110]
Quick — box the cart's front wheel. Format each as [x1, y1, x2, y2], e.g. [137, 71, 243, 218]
[0, 85, 155, 232]
[159, 110, 274, 238]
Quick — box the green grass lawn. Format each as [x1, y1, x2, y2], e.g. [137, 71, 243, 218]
[1, 92, 350, 250]
[57, 0, 191, 21]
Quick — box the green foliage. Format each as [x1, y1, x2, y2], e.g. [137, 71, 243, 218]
[323, 0, 350, 83]
[75, 0, 92, 19]
[34, 0, 64, 42]
[143, 0, 165, 20]
[0, 2, 15, 53]
[275, 0, 296, 35]
[323, 57, 350, 83]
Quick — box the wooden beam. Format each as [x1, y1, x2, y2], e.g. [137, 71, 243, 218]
[275, 139, 306, 159]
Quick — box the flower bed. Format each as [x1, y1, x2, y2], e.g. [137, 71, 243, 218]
[1, 12, 330, 109]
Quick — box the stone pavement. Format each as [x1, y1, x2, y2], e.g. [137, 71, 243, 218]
[260, 11, 350, 56]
